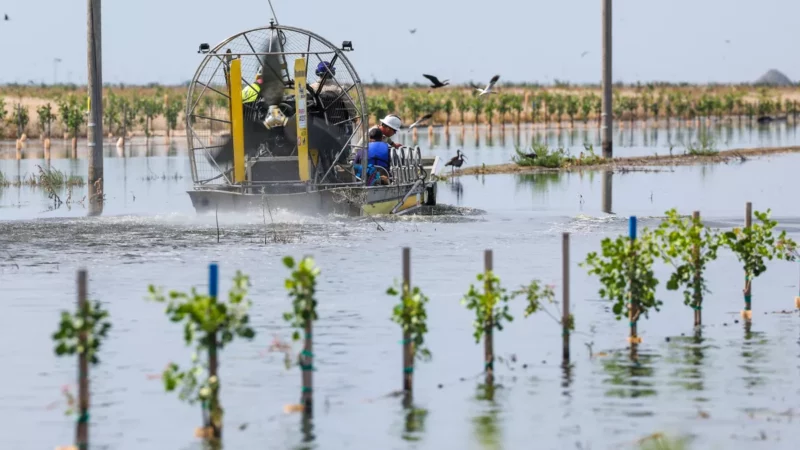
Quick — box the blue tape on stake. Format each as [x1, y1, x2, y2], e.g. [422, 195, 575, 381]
[629, 216, 637, 240]
[209, 263, 219, 299]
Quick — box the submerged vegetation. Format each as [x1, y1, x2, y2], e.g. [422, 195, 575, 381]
[513, 142, 604, 169]
[0, 166, 85, 188]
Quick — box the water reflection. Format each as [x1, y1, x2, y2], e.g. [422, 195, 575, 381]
[741, 327, 769, 390]
[515, 172, 563, 200]
[665, 331, 710, 399]
[602, 170, 613, 214]
[298, 414, 315, 450]
[401, 404, 428, 442]
[600, 350, 658, 401]
[447, 179, 464, 204]
[473, 383, 502, 450]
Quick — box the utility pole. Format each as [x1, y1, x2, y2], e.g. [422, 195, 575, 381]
[87, 0, 103, 215]
[601, 0, 613, 158]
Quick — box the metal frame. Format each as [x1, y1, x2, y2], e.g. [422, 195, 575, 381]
[184, 23, 368, 188]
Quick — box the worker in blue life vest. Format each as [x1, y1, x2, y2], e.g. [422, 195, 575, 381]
[242, 66, 263, 104]
[354, 127, 391, 185]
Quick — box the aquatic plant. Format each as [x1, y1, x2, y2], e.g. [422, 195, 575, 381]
[462, 267, 512, 379]
[653, 209, 721, 324]
[147, 267, 256, 440]
[512, 279, 572, 330]
[11, 104, 30, 138]
[137, 95, 164, 138]
[103, 91, 122, 137]
[164, 95, 184, 138]
[565, 94, 579, 126]
[718, 209, 797, 318]
[57, 94, 86, 150]
[470, 96, 484, 126]
[37, 103, 55, 139]
[513, 142, 564, 168]
[452, 91, 468, 125]
[637, 433, 690, 450]
[686, 131, 718, 156]
[508, 94, 523, 126]
[282, 256, 320, 413]
[442, 96, 454, 126]
[0, 97, 7, 132]
[387, 281, 432, 361]
[581, 221, 662, 341]
[484, 97, 497, 125]
[52, 295, 112, 367]
[462, 259, 560, 377]
[52, 271, 111, 450]
[387, 250, 431, 398]
[580, 94, 594, 124]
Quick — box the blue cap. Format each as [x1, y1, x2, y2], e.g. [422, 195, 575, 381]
[316, 61, 336, 77]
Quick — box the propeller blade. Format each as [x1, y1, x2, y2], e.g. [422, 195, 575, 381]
[257, 28, 288, 106]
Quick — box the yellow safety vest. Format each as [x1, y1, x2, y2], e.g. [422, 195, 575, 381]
[242, 83, 260, 104]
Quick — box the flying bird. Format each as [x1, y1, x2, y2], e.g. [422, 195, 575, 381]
[4, 14, 9, 21]
[445, 149, 467, 174]
[408, 113, 433, 129]
[409, 28, 417, 34]
[724, 39, 731, 44]
[422, 73, 449, 89]
[580, 51, 589, 58]
[474, 74, 500, 97]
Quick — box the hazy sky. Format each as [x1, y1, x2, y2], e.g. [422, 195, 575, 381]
[0, 0, 798, 85]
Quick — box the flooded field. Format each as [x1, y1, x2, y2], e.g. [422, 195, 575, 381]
[2, 124, 800, 450]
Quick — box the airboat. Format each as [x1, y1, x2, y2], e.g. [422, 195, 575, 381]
[184, 18, 438, 216]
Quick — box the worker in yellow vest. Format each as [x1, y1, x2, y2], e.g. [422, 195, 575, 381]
[242, 66, 263, 104]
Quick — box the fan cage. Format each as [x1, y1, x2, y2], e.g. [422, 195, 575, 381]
[184, 24, 368, 186]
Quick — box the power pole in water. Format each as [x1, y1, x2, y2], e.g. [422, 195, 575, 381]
[601, 0, 613, 158]
[87, 0, 104, 216]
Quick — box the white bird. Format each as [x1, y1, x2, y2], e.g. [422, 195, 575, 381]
[473, 74, 500, 97]
[408, 113, 433, 129]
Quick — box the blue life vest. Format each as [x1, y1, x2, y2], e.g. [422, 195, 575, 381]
[367, 141, 391, 170]
[353, 164, 380, 186]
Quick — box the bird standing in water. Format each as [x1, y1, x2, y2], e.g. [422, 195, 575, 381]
[445, 149, 467, 174]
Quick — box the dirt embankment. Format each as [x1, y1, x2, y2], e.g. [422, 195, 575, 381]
[455, 146, 800, 176]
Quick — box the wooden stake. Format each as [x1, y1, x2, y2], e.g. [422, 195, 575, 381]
[484, 249, 494, 386]
[742, 202, 753, 321]
[692, 211, 702, 327]
[562, 233, 570, 363]
[402, 248, 413, 401]
[76, 270, 89, 450]
[207, 263, 222, 439]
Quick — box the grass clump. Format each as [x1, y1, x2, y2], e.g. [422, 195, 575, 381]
[513, 142, 605, 168]
[686, 133, 718, 156]
[37, 166, 86, 188]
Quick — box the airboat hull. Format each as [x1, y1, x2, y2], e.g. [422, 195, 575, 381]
[188, 182, 436, 217]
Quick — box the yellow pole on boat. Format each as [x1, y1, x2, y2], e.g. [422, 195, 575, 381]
[294, 57, 310, 181]
[229, 57, 246, 183]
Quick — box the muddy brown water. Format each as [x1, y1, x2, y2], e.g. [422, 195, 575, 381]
[2, 124, 800, 449]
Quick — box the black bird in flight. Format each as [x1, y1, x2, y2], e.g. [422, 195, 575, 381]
[409, 28, 417, 34]
[422, 74, 449, 89]
[4, 14, 9, 21]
